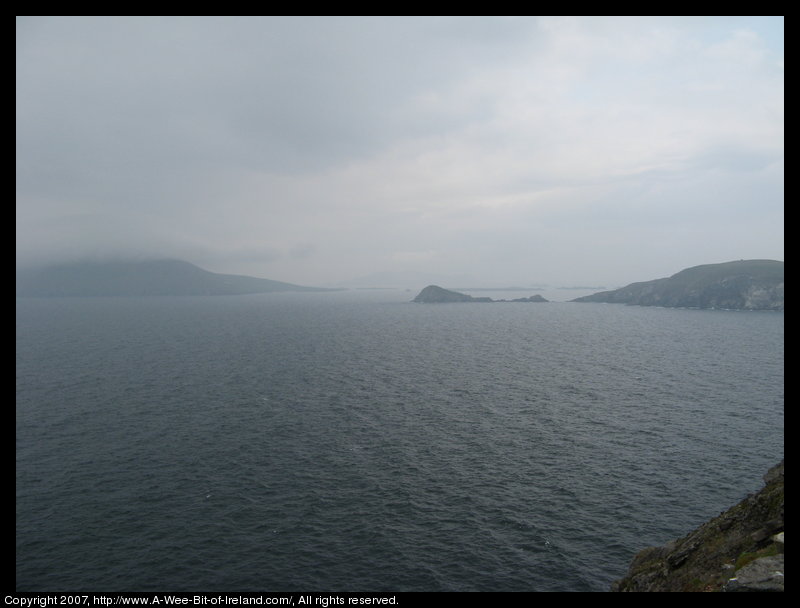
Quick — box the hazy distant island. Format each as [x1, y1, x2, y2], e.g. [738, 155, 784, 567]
[413, 285, 548, 303]
[572, 260, 784, 311]
[15, 259, 338, 297]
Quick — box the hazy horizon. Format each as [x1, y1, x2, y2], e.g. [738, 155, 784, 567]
[17, 17, 784, 288]
[13, 254, 784, 293]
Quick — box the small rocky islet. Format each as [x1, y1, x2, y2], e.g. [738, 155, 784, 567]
[412, 285, 548, 303]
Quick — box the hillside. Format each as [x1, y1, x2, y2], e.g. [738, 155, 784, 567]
[572, 260, 784, 310]
[612, 460, 784, 592]
[15, 259, 335, 297]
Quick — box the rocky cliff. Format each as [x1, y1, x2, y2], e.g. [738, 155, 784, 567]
[573, 260, 784, 310]
[612, 460, 784, 592]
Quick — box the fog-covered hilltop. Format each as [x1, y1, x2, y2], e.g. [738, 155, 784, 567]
[15, 259, 336, 297]
[572, 260, 784, 310]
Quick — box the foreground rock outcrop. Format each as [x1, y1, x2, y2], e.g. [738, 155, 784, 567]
[612, 460, 784, 592]
[573, 260, 784, 310]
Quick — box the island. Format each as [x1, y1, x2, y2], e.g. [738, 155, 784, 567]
[413, 285, 548, 303]
[571, 260, 784, 310]
[15, 259, 338, 297]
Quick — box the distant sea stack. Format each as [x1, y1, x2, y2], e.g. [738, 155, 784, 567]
[412, 285, 547, 303]
[15, 259, 336, 297]
[572, 260, 784, 310]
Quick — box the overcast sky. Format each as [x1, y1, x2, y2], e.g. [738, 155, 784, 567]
[16, 16, 783, 287]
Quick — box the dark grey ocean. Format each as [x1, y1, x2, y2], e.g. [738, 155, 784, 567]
[15, 290, 784, 592]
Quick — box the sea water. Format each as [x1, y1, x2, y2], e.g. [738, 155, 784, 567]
[15, 291, 784, 591]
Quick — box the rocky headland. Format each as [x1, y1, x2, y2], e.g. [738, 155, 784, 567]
[413, 285, 548, 303]
[612, 460, 784, 592]
[573, 260, 784, 310]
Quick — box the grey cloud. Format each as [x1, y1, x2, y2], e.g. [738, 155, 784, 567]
[16, 17, 783, 285]
[18, 17, 523, 182]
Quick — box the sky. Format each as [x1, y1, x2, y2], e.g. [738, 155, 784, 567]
[16, 16, 784, 288]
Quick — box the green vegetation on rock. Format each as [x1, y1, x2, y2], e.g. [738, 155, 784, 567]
[611, 460, 784, 592]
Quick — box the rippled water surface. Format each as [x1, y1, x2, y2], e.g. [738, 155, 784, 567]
[16, 291, 784, 591]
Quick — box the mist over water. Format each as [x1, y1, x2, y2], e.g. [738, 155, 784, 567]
[16, 291, 784, 591]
